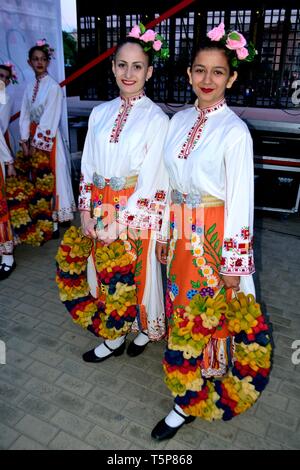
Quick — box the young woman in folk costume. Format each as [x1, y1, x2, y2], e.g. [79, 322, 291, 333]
[0, 63, 17, 134]
[0, 131, 16, 279]
[0, 63, 17, 279]
[56, 24, 170, 361]
[152, 24, 272, 440]
[19, 39, 75, 243]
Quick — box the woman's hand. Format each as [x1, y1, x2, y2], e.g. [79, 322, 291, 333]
[97, 220, 126, 245]
[80, 211, 97, 239]
[7, 163, 16, 177]
[220, 275, 240, 292]
[156, 241, 168, 264]
[21, 141, 29, 157]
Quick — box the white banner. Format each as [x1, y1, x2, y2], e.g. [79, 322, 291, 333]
[0, 0, 69, 153]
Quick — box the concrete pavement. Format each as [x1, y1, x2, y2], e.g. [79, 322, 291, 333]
[0, 212, 299, 450]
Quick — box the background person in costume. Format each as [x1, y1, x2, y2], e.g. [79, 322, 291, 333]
[152, 24, 270, 440]
[0, 63, 17, 279]
[19, 39, 76, 242]
[57, 24, 170, 362]
[0, 62, 17, 134]
[0, 129, 16, 279]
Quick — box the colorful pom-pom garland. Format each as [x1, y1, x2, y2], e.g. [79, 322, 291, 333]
[6, 149, 54, 245]
[55, 226, 139, 340]
[164, 291, 272, 421]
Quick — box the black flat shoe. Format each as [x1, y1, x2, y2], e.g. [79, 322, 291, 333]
[127, 331, 149, 357]
[82, 339, 126, 363]
[151, 407, 196, 441]
[52, 229, 60, 239]
[59, 221, 71, 228]
[0, 261, 16, 281]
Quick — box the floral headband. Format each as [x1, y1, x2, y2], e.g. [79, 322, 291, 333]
[35, 39, 55, 60]
[2, 62, 18, 84]
[128, 23, 169, 60]
[207, 22, 257, 68]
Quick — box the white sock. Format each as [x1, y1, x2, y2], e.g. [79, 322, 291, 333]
[165, 404, 189, 428]
[94, 336, 125, 358]
[133, 331, 150, 346]
[1, 254, 14, 268]
[53, 222, 58, 231]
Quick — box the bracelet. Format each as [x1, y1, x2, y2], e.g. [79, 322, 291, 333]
[19, 139, 28, 144]
[80, 210, 92, 219]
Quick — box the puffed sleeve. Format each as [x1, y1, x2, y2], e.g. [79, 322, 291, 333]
[118, 113, 169, 233]
[19, 87, 31, 141]
[31, 83, 62, 152]
[220, 130, 255, 276]
[78, 107, 96, 212]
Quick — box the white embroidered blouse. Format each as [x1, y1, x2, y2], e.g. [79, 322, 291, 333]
[79, 94, 169, 232]
[164, 101, 255, 276]
[0, 128, 13, 167]
[0, 94, 13, 134]
[20, 74, 62, 152]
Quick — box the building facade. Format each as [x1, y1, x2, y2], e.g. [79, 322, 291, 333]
[75, 0, 300, 107]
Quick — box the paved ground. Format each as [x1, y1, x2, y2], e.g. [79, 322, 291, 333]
[0, 211, 300, 450]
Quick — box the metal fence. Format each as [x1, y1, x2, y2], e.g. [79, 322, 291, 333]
[76, 1, 300, 108]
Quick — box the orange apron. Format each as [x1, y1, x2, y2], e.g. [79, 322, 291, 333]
[91, 180, 150, 332]
[166, 194, 233, 377]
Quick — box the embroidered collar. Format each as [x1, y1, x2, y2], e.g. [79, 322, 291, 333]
[178, 98, 226, 160]
[32, 72, 48, 103]
[194, 97, 226, 114]
[35, 72, 48, 81]
[110, 91, 145, 143]
[120, 90, 145, 105]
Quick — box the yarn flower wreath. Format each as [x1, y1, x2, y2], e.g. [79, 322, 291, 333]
[164, 291, 272, 421]
[55, 226, 139, 340]
[6, 175, 44, 246]
[7, 149, 55, 245]
[13, 150, 31, 175]
[25, 147, 54, 242]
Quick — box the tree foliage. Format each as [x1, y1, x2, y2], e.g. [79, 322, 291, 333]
[63, 31, 77, 67]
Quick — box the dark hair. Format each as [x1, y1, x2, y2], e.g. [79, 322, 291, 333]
[114, 37, 153, 66]
[190, 38, 236, 75]
[28, 46, 50, 61]
[0, 65, 12, 79]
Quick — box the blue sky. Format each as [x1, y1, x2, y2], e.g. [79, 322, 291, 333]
[61, 0, 77, 31]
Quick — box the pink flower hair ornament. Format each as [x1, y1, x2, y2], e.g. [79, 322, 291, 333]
[127, 23, 169, 60]
[35, 38, 55, 60]
[207, 22, 257, 68]
[3, 61, 18, 84]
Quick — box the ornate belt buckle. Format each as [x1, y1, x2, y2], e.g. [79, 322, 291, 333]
[172, 189, 184, 204]
[93, 173, 105, 189]
[110, 176, 126, 191]
[186, 193, 202, 208]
